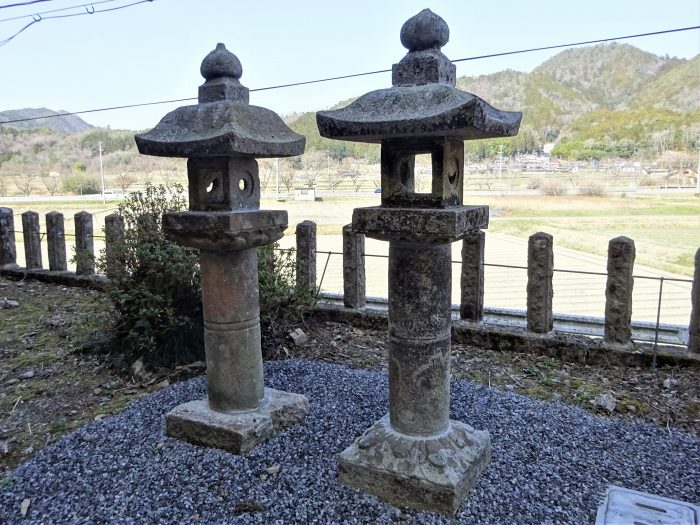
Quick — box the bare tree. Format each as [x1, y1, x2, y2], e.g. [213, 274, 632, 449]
[41, 173, 61, 196]
[13, 173, 35, 196]
[279, 161, 296, 195]
[303, 151, 323, 187]
[342, 167, 364, 192]
[257, 159, 274, 192]
[117, 172, 135, 193]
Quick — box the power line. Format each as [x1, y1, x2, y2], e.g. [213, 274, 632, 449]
[0, 0, 122, 22]
[0, 0, 53, 10]
[451, 25, 700, 64]
[0, 24, 698, 125]
[0, 0, 154, 46]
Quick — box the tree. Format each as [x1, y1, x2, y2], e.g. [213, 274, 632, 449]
[117, 172, 135, 193]
[13, 173, 35, 196]
[41, 172, 61, 196]
[342, 165, 363, 192]
[302, 151, 323, 187]
[279, 160, 296, 195]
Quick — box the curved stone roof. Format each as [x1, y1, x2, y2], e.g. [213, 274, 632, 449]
[317, 83, 521, 143]
[135, 101, 305, 158]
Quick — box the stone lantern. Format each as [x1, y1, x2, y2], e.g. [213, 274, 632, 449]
[317, 10, 521, 515]
[135, 43, 308, 454]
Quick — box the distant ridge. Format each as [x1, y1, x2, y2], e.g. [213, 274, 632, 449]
[0, 108, 92, 133]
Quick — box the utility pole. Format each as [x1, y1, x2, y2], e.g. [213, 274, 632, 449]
[498, 144, 503, 196]
[98, 141, 105, 204]
[275, 157, 280, 200]
[696, 148, 699, 193]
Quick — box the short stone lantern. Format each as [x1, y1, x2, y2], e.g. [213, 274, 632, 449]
[317, 10, 521, 515]
[135, 43, 309, 454]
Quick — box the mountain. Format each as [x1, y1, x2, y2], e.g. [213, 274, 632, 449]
[0, 108, 92, 133]
[455, 43, 697, 139]
[631, 55, 700, 112]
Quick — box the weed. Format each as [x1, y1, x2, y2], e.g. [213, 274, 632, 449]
[0, 477, 14, 488]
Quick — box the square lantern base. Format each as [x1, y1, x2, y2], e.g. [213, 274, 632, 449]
[165, 388, 308, 455]
[352, 205, 489, 244]
[338, 414, 491, 516]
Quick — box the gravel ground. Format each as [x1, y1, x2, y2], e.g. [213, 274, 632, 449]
[1, 359, 698, 524]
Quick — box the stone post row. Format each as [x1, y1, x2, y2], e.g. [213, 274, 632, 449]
[21, 211, 42, 270]
[74, 211, 95, 275]
[46, 211, 67, 272]
[296, 220, 316, 291]
[527, 232, 554, 333]
[460, 230, 485, 322]
[605, 236, 635, 348]
[688, 248, 700, 356]
[0, 207, 17, 268]
[342, 224, 365, 309]
[104, 213, 125, 277]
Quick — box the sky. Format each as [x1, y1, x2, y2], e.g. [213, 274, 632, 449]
[0, 0, 699, 131]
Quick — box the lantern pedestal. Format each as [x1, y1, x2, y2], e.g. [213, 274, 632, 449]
[166, 389, 308, 455]
[339, 415, 491, 516]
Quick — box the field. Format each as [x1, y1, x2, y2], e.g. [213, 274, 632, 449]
[2, 191, 699, 276]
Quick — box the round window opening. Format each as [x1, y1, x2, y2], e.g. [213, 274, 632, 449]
[238, 172, 255, 197]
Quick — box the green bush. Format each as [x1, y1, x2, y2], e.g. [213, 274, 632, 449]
[98, 184, 203, 367]
[258, 244, 315, 359]
[98, 184, 314, 369]
[62, 172, 100, 195]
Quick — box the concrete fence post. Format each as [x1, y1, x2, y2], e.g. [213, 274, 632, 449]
[605, 236, 635, 348]
[22, 211, 42, 269]
[343, 223, 366, 309]
[296, 220, 316, 290]
[103, 213, 124, 277]
[460, 230, 485, 322]
[74, 211, 95, 275]
[0, 207, 17, 268]
[46, 211, 67, 271]
[527, 232, 554, 333]
[688, 248, 700, 356]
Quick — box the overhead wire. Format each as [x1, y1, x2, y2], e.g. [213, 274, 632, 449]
[0, 0, 124, 22]
[0, 0, 153, 46]
[0, 24, 698, 125]
[0, 0, 53, 10]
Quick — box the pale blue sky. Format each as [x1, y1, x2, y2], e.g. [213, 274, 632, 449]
[1, 0, 699, 130]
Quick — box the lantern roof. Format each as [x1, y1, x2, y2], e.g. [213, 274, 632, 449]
[317, 9, 521, 144]
[136, 43, 305, 158]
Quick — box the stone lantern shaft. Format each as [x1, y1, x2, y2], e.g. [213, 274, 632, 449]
[135, 43, 308, 454]
[317, 9, 521, 515]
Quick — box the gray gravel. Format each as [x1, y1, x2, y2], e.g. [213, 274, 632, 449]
[1, 359, 698, 524]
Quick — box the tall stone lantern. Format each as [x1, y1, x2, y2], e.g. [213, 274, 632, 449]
[317, 10, 521, 515]
[135, 44, 309, 454]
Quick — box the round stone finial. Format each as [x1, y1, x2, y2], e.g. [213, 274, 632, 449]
[399, 9, 449, 52]
[200, 43, 243, 81]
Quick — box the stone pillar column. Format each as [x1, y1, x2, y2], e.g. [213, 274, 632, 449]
[104, 213, 125, 277]
[296, 220, 316, 290]
[200, 249, 264, 411]
[688, 248, 700, 356]
[527, 232, 554, 333]
[0, 207, 17, 268]
[389, 241, 451, 435]
[46, 212, 67, 272]
[605, 236, 635, 348]
[343, 224, 366, 309]
[74, 211, 95, 275]
[22, 211, 42, 269]
[460, 230, 484, 322]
